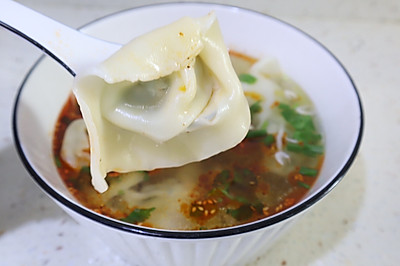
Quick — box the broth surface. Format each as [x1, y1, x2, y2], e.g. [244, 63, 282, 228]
[53, 52, 324, 230]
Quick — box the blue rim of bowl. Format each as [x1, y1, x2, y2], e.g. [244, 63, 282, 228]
[12, 2, 364, 239]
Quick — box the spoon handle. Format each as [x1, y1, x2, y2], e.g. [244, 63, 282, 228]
[0, 0, 119, 75]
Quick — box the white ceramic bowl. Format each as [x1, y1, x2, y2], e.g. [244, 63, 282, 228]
[12, 3, 363, 266]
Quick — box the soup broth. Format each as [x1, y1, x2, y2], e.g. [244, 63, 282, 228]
[53, 52, 324, 230]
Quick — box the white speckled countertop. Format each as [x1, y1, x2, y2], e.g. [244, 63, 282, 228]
[0, 0, 399, 265]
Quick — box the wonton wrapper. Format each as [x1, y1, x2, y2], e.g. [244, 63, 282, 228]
[73, 13, 250, 192]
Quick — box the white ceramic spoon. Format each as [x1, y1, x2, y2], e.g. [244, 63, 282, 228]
[0, 0, 120, 75]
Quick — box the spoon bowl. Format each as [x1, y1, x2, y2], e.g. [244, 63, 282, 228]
[0, 0, 120, 75]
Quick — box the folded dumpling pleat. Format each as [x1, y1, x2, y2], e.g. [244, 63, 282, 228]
[73, 13, 250, 193]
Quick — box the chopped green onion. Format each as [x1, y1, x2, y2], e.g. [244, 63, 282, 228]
[292, 116, 314, 131]
[249, 101, 262, 116]
[286, 143, 323, 157]
[260, 120, 269, 130]
[299, 167, 318, 177]
[252, 202, 264, 214]
[297, 181, 311, 189]
[263, 134, 275, 146]
[278, 103, 323, 150]
[212, 170, 233, 199]
[121, 207, 155, 224]
[218, 186, 234, 200]
[239, 73, 257, 84]
[54, 156, 62, 168]
[227, 205, 253, 221]
[286, 142, 304, 153]
[233, 169, 256, 186]
[246, 129, 267, 138]
[207, 187, 217, 197]
[233, 170, 244, 184]
[293, 130, 321, 143]
[142, 171, 150, 182]
[303, 144, 324, 156]
[279, 103, 314, 131]
[79, 166, 90, 174]
[214, 169, 230, 186]
[235, 196, 250, 204]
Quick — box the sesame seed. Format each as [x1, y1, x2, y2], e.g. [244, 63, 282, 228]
[294, 174, 304, 181]
[275, 204, 283, 212]
[198, 206, 204, 211]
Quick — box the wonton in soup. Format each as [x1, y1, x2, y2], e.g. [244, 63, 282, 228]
[73, 13, 250, 193]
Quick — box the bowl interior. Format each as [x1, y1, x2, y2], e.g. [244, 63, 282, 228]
[13, 3, 362, 236]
